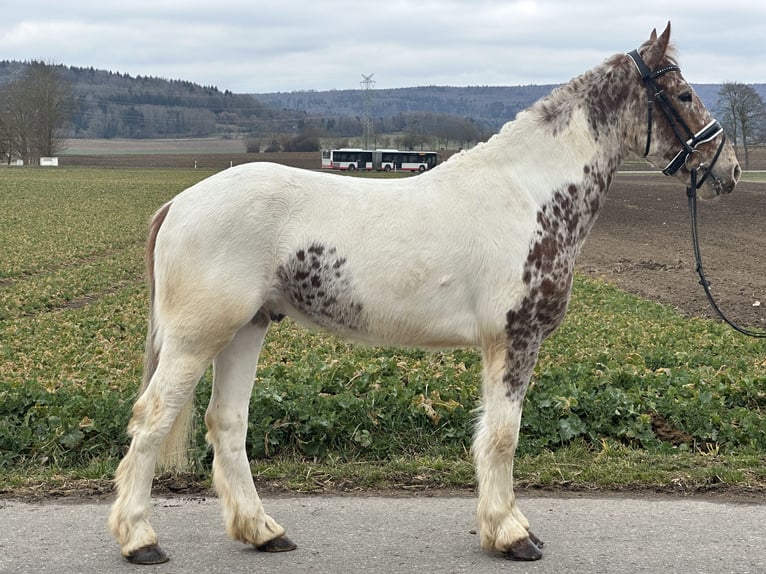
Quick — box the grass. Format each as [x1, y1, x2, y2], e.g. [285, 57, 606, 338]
[251, 442, 766, 494]
[3, 442, 764, 498]
[0, 166, 764, 497]
[741, 171, 766, 183]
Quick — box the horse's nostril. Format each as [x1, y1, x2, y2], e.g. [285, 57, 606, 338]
[733, 164, 742, 182]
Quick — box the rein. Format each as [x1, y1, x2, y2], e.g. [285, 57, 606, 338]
[629, 49, 766, 338]
[686, 173, 766, 338]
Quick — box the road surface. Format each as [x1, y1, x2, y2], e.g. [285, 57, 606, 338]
[1, 493, 764, 573]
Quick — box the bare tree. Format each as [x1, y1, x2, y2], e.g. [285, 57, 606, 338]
[0, 96, 12, 164]
[0, 61, 70, 164]
[717, 82, 766, 170]
[2, 78, 33, 164]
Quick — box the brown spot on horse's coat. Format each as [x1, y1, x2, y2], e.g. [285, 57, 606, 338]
[504, 160, 614, 398]
[308, 244, 324, 256]
[277, 242, 365, 331]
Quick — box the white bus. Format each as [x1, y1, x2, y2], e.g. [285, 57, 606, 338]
[321, 149, 438, 172]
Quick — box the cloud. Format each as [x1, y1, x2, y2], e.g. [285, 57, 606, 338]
[1, 1, 765, 93]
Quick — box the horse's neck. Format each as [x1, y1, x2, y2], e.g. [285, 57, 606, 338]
[456, 109, 620, 243]
[499, 58, 638, 240]
[439, 55, 639, 250]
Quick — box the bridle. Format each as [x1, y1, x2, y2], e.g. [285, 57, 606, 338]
[627, 49, 726, 188]
[628, 49, 766, 338]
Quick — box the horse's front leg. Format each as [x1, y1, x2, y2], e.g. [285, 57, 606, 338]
[474, 339, 543, 561]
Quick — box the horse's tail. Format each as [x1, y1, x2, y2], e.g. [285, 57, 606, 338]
[140, 201, 195, 473]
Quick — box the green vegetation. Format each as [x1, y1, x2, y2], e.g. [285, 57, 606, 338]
[741, 171, 766, 183]
[1, 167, 764, 495]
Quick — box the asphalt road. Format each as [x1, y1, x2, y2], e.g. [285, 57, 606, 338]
[1, 493, 764, 574]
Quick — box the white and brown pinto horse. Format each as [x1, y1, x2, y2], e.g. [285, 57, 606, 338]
[109, 24, 740, 564]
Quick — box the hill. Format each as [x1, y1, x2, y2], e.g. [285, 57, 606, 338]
[254, 85, 555, 131]
[253, 85, 556, 130]
[0, 60, 297, 139]
[1, 60, 763, 141]
[254, 84, 766, 132]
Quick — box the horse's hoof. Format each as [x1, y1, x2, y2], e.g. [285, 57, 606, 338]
[528, 530, 545, 549]
[126, 544, 169, 565]
[255, 535, 297, 553]
[504, 537, 543, 561]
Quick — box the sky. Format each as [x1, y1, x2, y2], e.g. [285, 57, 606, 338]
[2, 1, 765, 94]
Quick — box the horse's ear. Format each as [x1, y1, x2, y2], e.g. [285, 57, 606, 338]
[658, 22, 671, 48]
[644, 22, 672, 66]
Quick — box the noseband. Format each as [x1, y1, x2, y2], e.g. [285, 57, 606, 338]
[628, 49, 725, 189]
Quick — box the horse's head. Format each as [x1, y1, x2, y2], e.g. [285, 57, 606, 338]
[629, 23, 741, 199]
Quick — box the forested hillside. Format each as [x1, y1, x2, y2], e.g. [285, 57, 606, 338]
[256, 84, 766, 131]
[1, 60, 762, 143]
[0, 61, 289, 139]
[255, 85, 557, 131]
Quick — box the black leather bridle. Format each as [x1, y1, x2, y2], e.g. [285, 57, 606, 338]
[628, 49, 725, 189]
[628, 49, 765, 338]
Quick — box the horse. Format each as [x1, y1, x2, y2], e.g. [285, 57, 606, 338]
[108, 23, 740, 564]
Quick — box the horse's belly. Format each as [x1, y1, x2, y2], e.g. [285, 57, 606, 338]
[281, 302, 480, 348]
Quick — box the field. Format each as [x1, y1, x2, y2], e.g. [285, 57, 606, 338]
[63, 138, 248, 155]
[582, 174, 766, 330]
[0, 158, 764, 498]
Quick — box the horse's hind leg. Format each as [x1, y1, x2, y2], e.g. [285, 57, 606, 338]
[474, 340, 543, 561]
[108, 338, 213, 564]
[205, 313, 296, 552]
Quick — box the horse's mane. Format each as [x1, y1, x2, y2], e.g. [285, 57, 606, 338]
[531, 41, 678, 135]
[443, 41, 679, 168]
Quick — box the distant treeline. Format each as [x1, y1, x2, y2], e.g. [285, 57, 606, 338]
[0, 61, 290, 139]
[1, 60, 763, 146]
[255, 85, 556, 131]
[0, 61, 524, 144]
[255, 84, 766, 132]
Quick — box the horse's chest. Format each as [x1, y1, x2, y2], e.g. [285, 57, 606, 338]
[507, 189, 582, 342]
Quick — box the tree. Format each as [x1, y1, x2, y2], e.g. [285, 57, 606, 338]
[0, 97, 12, 164]
[121, 106, 145, 137]
[281, 129, 321, 152]
[400, 129, 428, 151]
[0, 61, 71, 164]
[716, 82, 766, 170]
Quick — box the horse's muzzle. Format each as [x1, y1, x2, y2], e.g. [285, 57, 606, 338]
[716, 162, 741, 195]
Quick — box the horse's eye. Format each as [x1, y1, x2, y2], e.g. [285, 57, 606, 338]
[679, 91, 693, 103]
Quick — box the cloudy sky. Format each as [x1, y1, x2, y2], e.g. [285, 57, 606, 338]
[2, 1, 765, 93]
